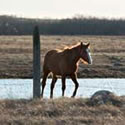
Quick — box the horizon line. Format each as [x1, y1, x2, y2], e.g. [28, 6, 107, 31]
[0, 14, 125, 20]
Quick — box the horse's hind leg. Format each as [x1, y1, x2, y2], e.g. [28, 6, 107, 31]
[70, 73, 79, 98]
[50, 74, 57, 98]
[41, 70, 50, 98]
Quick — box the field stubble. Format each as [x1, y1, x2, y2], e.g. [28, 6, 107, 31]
[0, 35, 125, 78]
[0, 97, 125, 125]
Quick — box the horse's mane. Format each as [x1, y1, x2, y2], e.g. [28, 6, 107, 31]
[54, 43, 80, 53]
[55, 42, 89, 53]
[63, 43, 80, 50]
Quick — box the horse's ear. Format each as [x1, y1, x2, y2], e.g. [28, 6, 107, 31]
[86, 43, 90, 48]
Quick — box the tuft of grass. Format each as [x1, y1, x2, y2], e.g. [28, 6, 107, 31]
[0, 97, 124, 125]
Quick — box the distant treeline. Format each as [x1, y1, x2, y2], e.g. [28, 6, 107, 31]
[0, 15, 125, 35]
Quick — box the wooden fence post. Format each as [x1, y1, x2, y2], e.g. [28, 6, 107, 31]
[33, 26, 41, 98]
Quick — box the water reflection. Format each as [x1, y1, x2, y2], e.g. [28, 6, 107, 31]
[0, 79, 125, 99]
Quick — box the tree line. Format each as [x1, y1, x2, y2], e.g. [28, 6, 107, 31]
[0, 15, 125, 35]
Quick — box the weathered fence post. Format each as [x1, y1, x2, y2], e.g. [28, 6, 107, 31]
[33, 26, 41, 98]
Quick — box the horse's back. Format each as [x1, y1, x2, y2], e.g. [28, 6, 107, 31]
[43, 49, 62, 74]
[44, 49, 61, 61]
[43, 48, 78, 76]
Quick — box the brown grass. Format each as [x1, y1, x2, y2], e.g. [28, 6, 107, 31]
[0, 97, 125, 125]
[0, 35, 125, 78]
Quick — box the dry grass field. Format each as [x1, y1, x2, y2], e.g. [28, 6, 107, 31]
[0, 97, 125, 125]
[0, 36, 125, 125]
[0, 35, 125, 78]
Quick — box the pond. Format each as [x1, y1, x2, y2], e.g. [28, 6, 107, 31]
[0, 79, 125, 99]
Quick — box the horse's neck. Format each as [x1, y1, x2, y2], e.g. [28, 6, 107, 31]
[68, 46, 80, 64]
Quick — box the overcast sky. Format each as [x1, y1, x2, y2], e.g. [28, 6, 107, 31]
[0, 0, 125, 19]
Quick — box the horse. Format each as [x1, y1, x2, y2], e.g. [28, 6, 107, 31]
[41, 42, 92, 98]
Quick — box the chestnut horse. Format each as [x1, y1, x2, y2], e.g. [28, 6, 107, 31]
[41, 42, 92, 98]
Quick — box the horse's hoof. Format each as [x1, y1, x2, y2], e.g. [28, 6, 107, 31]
[40, 95, 43, 99]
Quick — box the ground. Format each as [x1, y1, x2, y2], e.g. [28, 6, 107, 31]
[0, 35, 125, 78]
[0, 35, 125, 125]
[0, 97, 125, 125]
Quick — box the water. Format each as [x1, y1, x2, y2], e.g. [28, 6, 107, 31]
[0, 79, 125, 99]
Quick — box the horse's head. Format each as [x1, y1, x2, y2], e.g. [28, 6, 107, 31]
[79, 42, 92, 64]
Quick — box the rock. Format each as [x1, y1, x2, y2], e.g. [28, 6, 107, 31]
[89, 90, 122, 106]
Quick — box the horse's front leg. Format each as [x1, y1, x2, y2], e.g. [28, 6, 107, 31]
[61, 75, 66, 97]
[70, 73, 79, 98]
